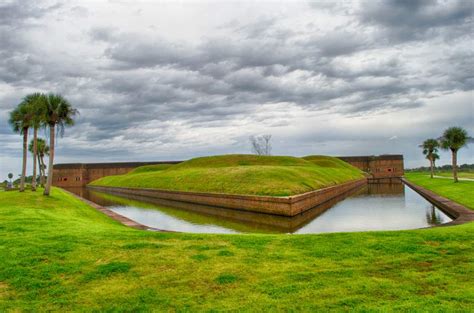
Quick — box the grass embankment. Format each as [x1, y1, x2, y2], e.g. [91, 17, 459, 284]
[90, 155, 365, 196]
[405, 172, 474, 210]
[1, 187, 473, 311]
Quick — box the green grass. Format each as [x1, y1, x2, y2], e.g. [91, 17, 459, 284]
[434, 171, 474, 179]
[0, 186, 473, 311]
[90, 154, 365, 196]
[405, 172, 474, 210]
[128, 163, 176, 174]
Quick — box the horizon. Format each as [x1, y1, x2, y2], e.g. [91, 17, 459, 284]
[1, 0, 473, 179]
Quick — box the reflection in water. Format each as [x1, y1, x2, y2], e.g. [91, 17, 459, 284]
[65, 182, 452, 234]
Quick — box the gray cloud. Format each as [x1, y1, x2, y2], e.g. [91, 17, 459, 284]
[1, 0, 473, 178]
[360, 0, 473, 42]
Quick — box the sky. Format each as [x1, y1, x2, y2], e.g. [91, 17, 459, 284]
[1, 0, 473, 179]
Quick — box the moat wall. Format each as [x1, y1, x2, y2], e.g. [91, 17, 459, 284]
[87, 178, 367, 217]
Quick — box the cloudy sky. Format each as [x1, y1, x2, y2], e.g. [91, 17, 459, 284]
[1, 0, 473, 178]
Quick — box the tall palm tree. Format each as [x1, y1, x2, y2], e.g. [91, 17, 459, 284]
[431, 152, 440, 168]
[439, 127, 472, 182]
[420, 138, 440, 179]
[23, 93, 47, 191]
[42, 94, 78, 196]
[38, 138, 49, 186]
[9, 101, 34, 192]
[29, 137, 49, 187]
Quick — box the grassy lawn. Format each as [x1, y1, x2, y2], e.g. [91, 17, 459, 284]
[433, 171, 474, 180]
[0, 185, 473, 311]
[405, 172, 474, 210]
[91, 155, 364, 196]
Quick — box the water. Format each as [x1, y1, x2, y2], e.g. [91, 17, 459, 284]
[65, 183, 452, 234]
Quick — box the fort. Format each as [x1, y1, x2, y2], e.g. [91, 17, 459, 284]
[53, 155, 404, 188]
[52, 161, 181, 188]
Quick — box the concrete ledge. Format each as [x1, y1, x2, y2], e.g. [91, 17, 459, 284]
[60, 188, 170, 232]
[87, 178, 367, 217]
[402, 178, 474, 226]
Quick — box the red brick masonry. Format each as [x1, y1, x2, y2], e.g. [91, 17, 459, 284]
[402, 178, 474, 226]
[88, 178, 368, 217]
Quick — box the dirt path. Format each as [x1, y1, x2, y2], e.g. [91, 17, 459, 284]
[432, 175, 474, 182]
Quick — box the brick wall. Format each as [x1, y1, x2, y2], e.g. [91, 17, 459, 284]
[53, 161, 181, 187]
[338, 155, 404, 178]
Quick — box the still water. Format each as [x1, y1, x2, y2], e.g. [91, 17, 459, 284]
[66, 183, 452, 234]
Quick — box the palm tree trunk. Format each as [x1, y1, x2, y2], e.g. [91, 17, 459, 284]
[31, 127, 38, 191]
[38, 156, 43, 187]
[44, 124, 55, 196]
[40, 156, 46, 185]
[429, 156, 434, 179]
[452, 150, 458, 183]
[20, 127, 28, 192]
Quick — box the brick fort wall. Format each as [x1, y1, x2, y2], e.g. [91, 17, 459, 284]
[53, 161, 182, 187]
[53, 155, 404, 187]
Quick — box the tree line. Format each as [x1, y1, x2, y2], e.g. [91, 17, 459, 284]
[8, 93, 78, 196]
[420, 126, 472, 182]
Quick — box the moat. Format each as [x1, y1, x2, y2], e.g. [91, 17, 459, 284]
[66, 182, 452, 234]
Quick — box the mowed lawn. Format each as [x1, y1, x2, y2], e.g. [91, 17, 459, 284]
[433, 171, 474, 180]
[0, 182, 473, 311]
[405, 172, 474, 209]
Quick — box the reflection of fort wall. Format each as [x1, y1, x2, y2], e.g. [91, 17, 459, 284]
[65, 182, 414, 235]
[367, 182, 404, 195]
[68, 184, 366, 233]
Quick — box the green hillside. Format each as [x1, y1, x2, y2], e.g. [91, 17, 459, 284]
[90, 154, 364, 196]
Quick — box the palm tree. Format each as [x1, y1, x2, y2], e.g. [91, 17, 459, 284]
[29, 137, 49, 187]
[431, 152, 440, 168]
[42, 94, 78, 196]
[38, 138, 49, 186]
[420, 138, 440, 179]
[9, 101, 34, 192]
[439, 127, 472, 182]
[23, 93, 47, 191]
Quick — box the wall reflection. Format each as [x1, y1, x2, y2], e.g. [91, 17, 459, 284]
[63, 181, 451, 234]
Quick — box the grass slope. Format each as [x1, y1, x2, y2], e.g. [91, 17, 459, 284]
[0, 187, 473, 311]
[405, 172, 474, 210]
[90, 154, 364, 196]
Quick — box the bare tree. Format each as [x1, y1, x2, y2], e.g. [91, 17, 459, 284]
[249, 134, 272, 155]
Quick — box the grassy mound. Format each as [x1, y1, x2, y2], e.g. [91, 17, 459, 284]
[303, 155, 361, 170]
[129, 164, 176, 174]
[90, 154, 364, 196]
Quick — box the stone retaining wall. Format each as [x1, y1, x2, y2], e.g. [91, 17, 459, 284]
[88, 178, 367, 217]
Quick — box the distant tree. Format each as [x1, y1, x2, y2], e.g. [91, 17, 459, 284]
[439, 127, 472, 182]
[8, 173, 13, 183]
[42, 94, 78, 196]
[250, 134, 272, 156]
[29, 138, 49, 187]
[420, 138, 440, 179]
